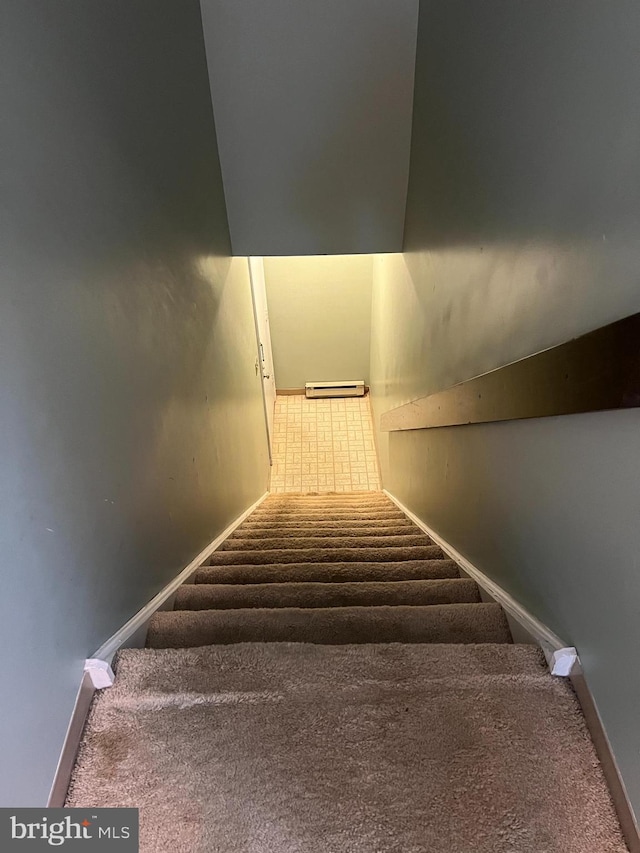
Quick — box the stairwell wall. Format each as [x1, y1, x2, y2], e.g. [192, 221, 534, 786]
[370, 0, 640, 821]
[264, 255, 373, 389]
[1, 0, 269, 806]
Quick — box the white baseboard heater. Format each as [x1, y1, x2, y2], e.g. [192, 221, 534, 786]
[305, 380, 365, 399]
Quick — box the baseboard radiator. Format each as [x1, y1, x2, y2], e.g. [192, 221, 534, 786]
[305, 380, 365, 399]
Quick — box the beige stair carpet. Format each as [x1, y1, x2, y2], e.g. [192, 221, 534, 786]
[147, 602, 511, 648]
[68, 492, 627, 851]
[194, 559, 461, 585]
[161, 493, 496, 646]
[174, 577, 481, 610]
[207, 545, 445, 565]
[229, 524, 417, 536]
[220, 534, 432, 550]
[67, 643, 626, 853]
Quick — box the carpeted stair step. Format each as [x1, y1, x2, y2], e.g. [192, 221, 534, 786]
[254, 499, 397, 508]
[249, 508, 407, 520]
[207, 545, 445, 565]
[220, 534, 432, 551]
[231, 525, 418, 539]
[174, 578, 481, 610]
[69, 643, 626, 853]
[266, 487, 382, 490]
[247, 514, 410, 526]
[147, 603, 512, 648]
[263, 492, 387, 502]
[260, 494, 388, 504]
[237, 518, 415, 532]
[105, 642, 556, 692]
[248, 517, 410, 527]
[261, 503, 393, 513]
[253, 495, 390, 502]
[195, 559, 460, 585]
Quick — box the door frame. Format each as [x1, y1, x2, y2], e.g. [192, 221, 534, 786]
[248, 257, 276, 465]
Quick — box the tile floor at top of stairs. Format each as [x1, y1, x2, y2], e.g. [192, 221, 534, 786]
[270, 394, 380, 493]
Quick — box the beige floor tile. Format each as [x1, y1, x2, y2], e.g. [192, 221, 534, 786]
[271, 394, 380, 494]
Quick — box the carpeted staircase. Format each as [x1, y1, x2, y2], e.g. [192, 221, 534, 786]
[68, 492, 627, 852]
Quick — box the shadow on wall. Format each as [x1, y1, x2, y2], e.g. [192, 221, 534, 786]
[405, 0, 640, 250]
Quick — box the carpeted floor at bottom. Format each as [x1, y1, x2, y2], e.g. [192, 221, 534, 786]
[67, 643, 626, 853]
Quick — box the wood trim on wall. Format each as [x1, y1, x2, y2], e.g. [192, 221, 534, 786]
[381, 312, 640, 432]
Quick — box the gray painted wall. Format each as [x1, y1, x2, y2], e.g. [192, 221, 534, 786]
[264, 256, 373, 389]
[1, 0, 269, 806]
[371, 0, 640, 818]
[200, 0, 418, 256]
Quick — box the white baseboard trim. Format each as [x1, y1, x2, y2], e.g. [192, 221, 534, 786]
[383, 490, 571, 662]
[47, 671, 95, 807]
[47, 491, 269, 807]
[570, 672, 640, 852]
[92, 492, 269, 663]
